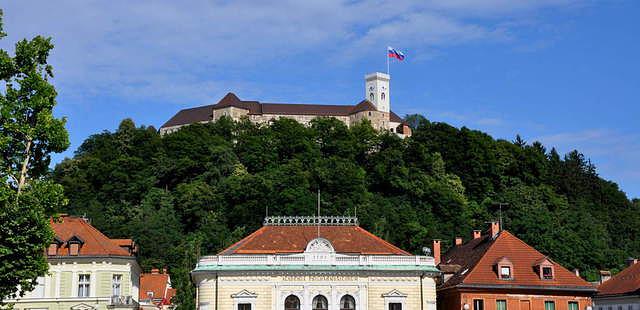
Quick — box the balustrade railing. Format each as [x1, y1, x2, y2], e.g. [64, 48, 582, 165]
[198, 254, 434, 267]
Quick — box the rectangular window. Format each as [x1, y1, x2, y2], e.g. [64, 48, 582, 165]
[496, 300, 507, 310]
[500, 266, 512, 279]
[237, 304, 251, 310]
[78, 274, 90, 297]
[542, 267, 553, 279]
[473, 299, 484, 310]
[568, 302, 579, 310]
[112, 274, 122, 296]
[389, 303, 402, 310]
[544, 301, 555, 310]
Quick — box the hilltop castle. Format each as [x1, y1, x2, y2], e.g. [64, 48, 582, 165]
[160, 72, 412, 137]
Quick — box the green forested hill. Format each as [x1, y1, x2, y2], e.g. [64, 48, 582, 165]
[53, 116, 640, 309]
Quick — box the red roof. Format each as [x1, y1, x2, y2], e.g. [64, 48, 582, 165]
[161, 93, 407, 128]
[440, 230, 594, 291]
[219, 225, 410, 256]
[598, 262, 640, 296]
[140, 272, 173, 302]
[50, 215, 133, 257]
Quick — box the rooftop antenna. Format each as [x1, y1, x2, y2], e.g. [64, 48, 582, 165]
[317, 188, 321, 238]
[495, 202, 509, 231]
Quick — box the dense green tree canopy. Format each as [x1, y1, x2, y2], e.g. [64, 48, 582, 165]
[54, 116, 638, 308]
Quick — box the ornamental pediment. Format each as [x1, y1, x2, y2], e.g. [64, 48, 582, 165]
[305, 238, 335, 253]
[381, 289, 408, 298]
[231, 289, 258, 298]
[70, 303, 96, 310]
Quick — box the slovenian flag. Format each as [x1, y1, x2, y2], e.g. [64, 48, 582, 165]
[388, 46, 405, 61]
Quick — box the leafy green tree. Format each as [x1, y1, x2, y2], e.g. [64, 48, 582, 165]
[0, 10, 69, 303]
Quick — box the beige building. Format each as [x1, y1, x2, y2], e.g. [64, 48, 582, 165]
[10, 215, 141, 310]
[192, 216, 439, 310]
[160, 73, 412, 137]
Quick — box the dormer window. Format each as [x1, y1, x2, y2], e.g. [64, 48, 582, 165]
[48, 236, 64, 256]
[535, 257, 555, 280]
[67, 235, 85, 256]
[495, 257, 513, 280]
[500, 266, 511, 279]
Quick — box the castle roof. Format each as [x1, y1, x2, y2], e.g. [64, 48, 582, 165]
[439, 230, 595, 292]
[161, 92, 406, 129]
[219, 217, 410, 256]
[50, 215, 135, 257]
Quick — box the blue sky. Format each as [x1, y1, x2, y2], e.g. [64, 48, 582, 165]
[1, 0, 639, 198]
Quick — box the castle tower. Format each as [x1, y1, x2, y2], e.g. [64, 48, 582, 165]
[365, 72, 390, 112]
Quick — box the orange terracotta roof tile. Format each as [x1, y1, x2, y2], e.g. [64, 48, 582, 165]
[50, 215, 132, 257]
[440, 230, 594, 291]
[140, 272, 171, 301]
[219, 225, 410, 256]
[598, 262, 640, 296]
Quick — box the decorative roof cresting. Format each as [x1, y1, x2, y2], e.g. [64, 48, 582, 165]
[263, 216, 358, 226]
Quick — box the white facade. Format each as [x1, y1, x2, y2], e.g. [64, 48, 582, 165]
[365, 72, 391, 113]
[192, 216, 438, 310]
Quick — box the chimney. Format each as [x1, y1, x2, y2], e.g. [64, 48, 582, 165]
[490, 221, 500, 238]
[433, 240, 441, 265]
[473, 230, 482, 239]
[573, 268, 580, 277]
[599, 270, 611, 284]
[455, 237, 463, 246]
[151, 268, 160, 274]
[626, 257, 638, 267]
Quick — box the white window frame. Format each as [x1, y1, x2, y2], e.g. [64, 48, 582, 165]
[112, 274, 122, 296]
[382, 290, 407, 310]
[231, 289, 257, 310]
[78, 274, 91, 297]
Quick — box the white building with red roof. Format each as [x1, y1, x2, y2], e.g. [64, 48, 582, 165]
[192, 216, 439, 310]
[10, 215, 141, 310]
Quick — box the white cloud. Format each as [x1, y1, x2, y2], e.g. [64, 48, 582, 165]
[0, 0, 585, 104]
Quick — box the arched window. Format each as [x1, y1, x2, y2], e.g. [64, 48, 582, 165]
[381, 92, 386, 101]
[369, 93, 374, 101]
[340, 295, 356, 310]
[285, 295, 300, 310]
[312, 295, 328, 310]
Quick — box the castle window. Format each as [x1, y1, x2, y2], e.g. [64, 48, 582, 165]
[370, 93, 374, 101]
[313, 295, 328, 310]
[285, 295, 300, 310]
[381, 92, 386, 100]
[340, 295, 355, 310]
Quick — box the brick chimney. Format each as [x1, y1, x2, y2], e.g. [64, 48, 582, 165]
[433, 240, 441, 265]
[626, 257, 638, 267]
[455, 237, 463, 246]
[473, 230, 482, 239]
[490, 221, 500, 238]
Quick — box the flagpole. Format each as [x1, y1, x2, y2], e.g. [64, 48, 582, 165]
[386, 47, 390, 75]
